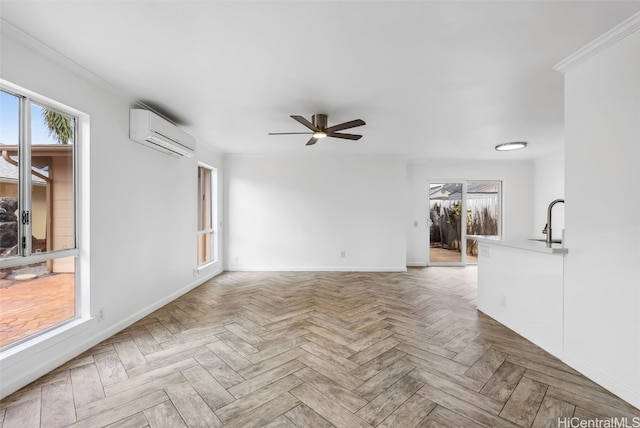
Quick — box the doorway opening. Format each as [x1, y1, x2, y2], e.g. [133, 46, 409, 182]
[428, 181, 501, 266]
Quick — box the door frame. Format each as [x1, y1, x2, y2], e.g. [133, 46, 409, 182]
[427, 179, 503, 267]
[427, 180, 468, 266]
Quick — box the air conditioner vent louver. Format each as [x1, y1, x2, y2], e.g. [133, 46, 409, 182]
[129, 109, 195, 158]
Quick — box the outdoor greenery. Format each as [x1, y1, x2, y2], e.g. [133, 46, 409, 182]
[430, 201, 498, 254]
[42, 109, 73, 144]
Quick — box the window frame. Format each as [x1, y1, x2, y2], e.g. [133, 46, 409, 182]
[196, 163, 218, 268]
[0, 80, 82, 349]
[427, 179, 502, 266]
[0, 87, 79, 265]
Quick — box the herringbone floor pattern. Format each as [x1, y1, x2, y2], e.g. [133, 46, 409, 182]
[1, 267, 638, 427]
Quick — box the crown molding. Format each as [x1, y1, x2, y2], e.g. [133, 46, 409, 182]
[553, 11, 640, 74]
[0, 18, 129, 97]
[1, 18, 218, 149]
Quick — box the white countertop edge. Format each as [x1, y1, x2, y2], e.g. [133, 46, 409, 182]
[469, 235, 568, 254]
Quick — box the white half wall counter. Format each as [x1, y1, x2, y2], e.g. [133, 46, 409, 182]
[475, 236, 567, 358]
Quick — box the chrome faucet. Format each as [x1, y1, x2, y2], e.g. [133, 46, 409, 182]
[542, 199, 564, 244]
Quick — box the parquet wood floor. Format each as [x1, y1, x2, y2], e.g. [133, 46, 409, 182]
[1, 267, 638, 427]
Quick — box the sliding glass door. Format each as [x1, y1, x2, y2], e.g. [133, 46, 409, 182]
[429, 182, 464, 265]
[428, 180, 501, 266]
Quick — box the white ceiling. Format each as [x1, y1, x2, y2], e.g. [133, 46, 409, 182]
[2, 1, 639, 160]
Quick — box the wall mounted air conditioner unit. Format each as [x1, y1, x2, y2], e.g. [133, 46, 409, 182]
[130, 109, 195, 157]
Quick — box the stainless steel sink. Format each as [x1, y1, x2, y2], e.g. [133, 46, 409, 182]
[529, 238, 562, 244]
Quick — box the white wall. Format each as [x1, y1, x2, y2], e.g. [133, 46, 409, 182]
[406, 160, 534, 266]
[0, 27, 224, 398]
[532, 152, 565, 238]
[560, 16, 640, 408]
[225, 154, 407, 271]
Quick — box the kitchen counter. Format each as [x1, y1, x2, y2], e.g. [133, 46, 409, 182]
[474, 235, 566, 358]
[469, 235, 568, 254]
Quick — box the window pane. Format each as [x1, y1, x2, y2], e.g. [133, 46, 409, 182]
[0, 90, 20, 258]
[198, 232, 213, 266]
[0, 256, 76, 348]
[0, 84, 80, 350]
[429, 183, 463, 263]
[466, 181, 500, 237]
[30, 103, 76, 254]
[0, 90, 20, 145]
[198, 167, 211, 230]
[466, 181, 501, 264]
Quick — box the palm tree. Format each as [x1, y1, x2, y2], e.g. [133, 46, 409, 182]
[42, 109, 73, 144]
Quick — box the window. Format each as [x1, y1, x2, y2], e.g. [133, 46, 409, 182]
[197, 164, 217, 266]
[0, 83, 80, 349]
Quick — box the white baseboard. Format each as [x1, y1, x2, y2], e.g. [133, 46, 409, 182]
[561, 354, 640, 410]
[0, 268, 223, 399]
[406, 262, 427, 267]
[225, 266, 407, 272]
[78, 267, 225, 352]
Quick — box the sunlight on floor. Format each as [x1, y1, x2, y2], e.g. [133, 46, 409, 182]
[0, 273, 74, 348]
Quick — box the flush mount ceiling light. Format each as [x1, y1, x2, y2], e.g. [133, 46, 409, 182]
[495, 141, 528, 151]
[313, 131, 328, 139]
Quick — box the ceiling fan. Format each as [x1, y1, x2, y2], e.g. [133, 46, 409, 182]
[269, 114, 366, 146]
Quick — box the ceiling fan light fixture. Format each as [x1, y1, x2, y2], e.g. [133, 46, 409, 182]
[270, 114, 365, 145]
[313, 131, 328, 139]
[495, 141, 527, 151]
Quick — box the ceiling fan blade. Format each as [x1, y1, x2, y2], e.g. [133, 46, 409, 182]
[328, 132, 362, 140]
[290, 115, 317, 131]
[268, 132, 313, 135]
[306, 137, 319, 146]
[325, 119, 366, 133]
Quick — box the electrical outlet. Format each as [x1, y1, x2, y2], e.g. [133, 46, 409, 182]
[413, 220, 418, 227]
[97, 308, 105, 322]
[234, 256, 240, 263]
[501, 295, 507, 309]
[193, 268, 199, 277]
[340, 250, 346, 258]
